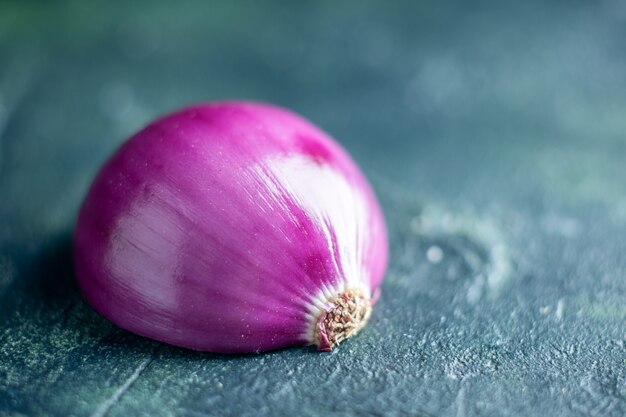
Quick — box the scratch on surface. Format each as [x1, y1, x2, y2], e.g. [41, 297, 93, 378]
[455, 385, 467, 417]
[90, 354, 155, 417]
[556, 298, 565, 320]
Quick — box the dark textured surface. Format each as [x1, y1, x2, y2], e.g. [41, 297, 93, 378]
[1, 1, 625, 416]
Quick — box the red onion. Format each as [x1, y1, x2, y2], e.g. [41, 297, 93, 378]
[74, 101, 388, 353]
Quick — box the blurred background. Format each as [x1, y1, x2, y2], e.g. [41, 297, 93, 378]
[1, 1, 625, 416]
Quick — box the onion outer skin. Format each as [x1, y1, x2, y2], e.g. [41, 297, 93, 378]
[74, 101, 388, 353]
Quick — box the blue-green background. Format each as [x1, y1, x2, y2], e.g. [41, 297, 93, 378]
[1, 1, 625, 416]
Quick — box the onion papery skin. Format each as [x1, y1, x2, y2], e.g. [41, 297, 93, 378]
[74, 101, 388, 353]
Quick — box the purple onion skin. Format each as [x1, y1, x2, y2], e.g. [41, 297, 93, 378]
[74, 102, 388, 353]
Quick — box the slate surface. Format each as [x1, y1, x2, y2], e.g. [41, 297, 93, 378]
[1, 1, 625, 416]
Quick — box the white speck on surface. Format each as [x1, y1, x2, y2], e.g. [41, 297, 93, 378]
[540, 306, 552, 315]
[426, 246, 444, 264]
